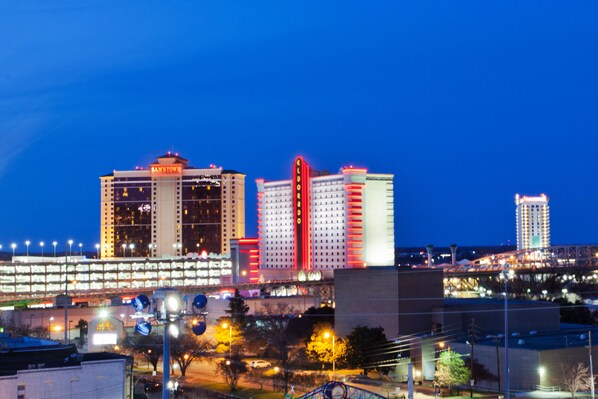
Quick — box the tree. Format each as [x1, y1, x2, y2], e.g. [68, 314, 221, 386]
[306, 323, 347, 369]
[126, 334, 163, 372]
[214, 318, 244, 356]
[287, 306, 334, 342]
[345, 325, 393, 375]
[171, 333, 212, 377]
[225, 289, 250, 326]
[435, 350, 471, 391]
[254, 303, 299, 394]
[561, 363, 594, 398]
[556, 298, 593, 324]
[216, 356, 247, 392]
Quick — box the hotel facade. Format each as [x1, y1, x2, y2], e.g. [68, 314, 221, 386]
[515, 193, 550, 250]
[100, 153, 245, 258]
[257, 157, 394, 278]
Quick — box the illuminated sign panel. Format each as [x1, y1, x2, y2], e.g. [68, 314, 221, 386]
[293, 157, 311, 270]
[92, 333, 118, 345]
[150, 164, 183, 176]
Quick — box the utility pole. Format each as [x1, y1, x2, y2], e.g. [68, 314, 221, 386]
[493, 336, 501, 393]
[64, 244, 69, 343]
[590, 331, 595, 399]
[469, 318, 476, 398]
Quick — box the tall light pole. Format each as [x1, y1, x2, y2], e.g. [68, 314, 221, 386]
[129, 243, 135, 257]
[78, 243, 82, 256]
[590, 331, 595, 399]
[503, 260, 510, 399]
[324, 331, 336, 380]
[40, 241, 45, 261]
[131, 288, 208, 399]
[64, 242, 72, 343]
[122, 244, 127, 257]
[25, 240, 30, 259]
[53, 241, 57, 258]
[95, 244, 100, 259]
[11, 243, 16, 258]
[222, 322, 233, 359]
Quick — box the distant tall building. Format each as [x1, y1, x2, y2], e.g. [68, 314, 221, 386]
[515, 194, 550, 250]
[256, 156, 394, 277]
[100, 153, 245, 258]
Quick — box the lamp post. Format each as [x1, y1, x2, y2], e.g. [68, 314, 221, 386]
[122, 244, 127, 257]
[222, 322, 233, 359]
[53, 241, 57, 258]
[131, 288, 208, 399]
[148, 243, 153, 257]
[11, 243, 16, 258]
[503, 260, 510, 399]
[78, 243, 82, 256]
[68, 240, 73, 258]
[25, 240, 30, 259]
[49, 316, 54, 339]
[324, 331, 336, 380]
[95, 244, 100, 259]
[40, 242, 45, 262]
[129, 243, 135, 257]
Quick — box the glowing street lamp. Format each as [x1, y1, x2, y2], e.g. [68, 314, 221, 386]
[324, 331, 336, 379]
[53, 241, 57, 257]
[129, 243, 135, 257]
[95, 244, 100, 259]
[538, 366, 545, 386]
[68, 240, 73, 257]
[25, 240, 30, 258]
[222, 322, 233, 359]
[11, 243, 16, 258]
[40, 241, 45, 261]
[78, 243, 82, 255]
[122, 244, 127, 257]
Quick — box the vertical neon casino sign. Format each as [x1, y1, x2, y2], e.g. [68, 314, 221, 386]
[293, 156, 311, 270]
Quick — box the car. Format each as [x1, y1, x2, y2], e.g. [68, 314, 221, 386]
[249, 360, 272, 368]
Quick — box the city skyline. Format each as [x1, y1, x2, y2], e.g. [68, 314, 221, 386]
[1, 1, 597, 249]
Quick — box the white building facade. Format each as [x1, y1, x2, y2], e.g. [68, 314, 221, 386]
[515, 193, 550, 250]
[257, 157, 394, 278]
[0, 359, 130, 399]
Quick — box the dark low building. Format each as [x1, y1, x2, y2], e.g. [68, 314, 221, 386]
[335, 267, 444, 338]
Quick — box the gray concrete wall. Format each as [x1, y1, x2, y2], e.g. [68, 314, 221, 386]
[335, 268, 443, 339]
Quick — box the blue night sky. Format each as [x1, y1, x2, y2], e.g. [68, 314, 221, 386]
[0, 1, 596, 251]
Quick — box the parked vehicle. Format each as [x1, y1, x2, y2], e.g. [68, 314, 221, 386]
[249, 360, 272, 368]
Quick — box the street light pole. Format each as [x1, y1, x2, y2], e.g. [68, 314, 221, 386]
[324, 331, 336, 380]
[222, 322, 233, 358]
[504, 263, 510, 399]
[40, 242, 44, 262]
[25, 240, 30, 259]
[53, 241, 57, 258]
[590, 331, 595, 399]
[64, 242, 71, 344]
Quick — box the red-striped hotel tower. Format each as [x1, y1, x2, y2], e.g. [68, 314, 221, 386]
[256, 156, 394, 279]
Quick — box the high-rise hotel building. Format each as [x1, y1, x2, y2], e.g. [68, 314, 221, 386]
[100, 153, 245, 258]
[257, 157, 394, 277]
[515, 193, 550, 250]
